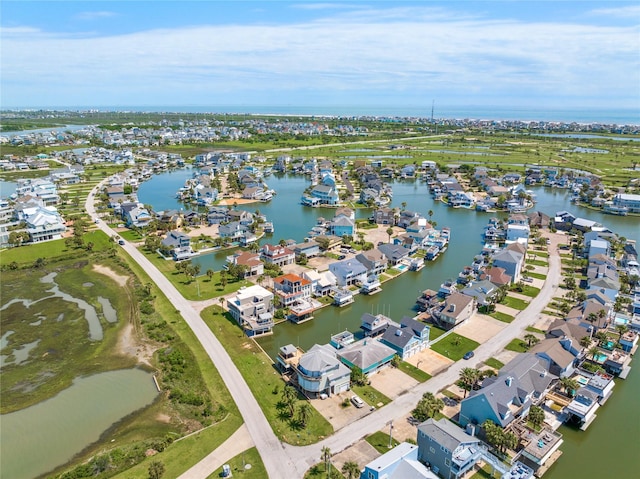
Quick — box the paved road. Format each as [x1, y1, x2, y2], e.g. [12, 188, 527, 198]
[86, 180, 562, 478]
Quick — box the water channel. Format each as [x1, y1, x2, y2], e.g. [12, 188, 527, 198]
[1, 368, 158, 479]
[137, 169, 639, 479]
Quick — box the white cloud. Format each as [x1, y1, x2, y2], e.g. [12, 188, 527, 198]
[2, 6, 638, 107]
[75, 11, 117, 21]
[588, 5, 640, 18]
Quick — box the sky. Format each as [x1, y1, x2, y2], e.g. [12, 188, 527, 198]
[1, 1, 639, 112]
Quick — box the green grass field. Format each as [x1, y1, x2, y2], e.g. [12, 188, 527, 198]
[505, 338, 529, 353]
[490, 311, 516, 323]
[365, 431, 401, 454]
[396, 361, 432, 382]
[501, 296, 529, 311]
[207, 447, 267, 479]
[525, 272, 547, 280]
[351, 384, 392, 407]
[430, 334, 480, 361]
[484, 357, 505, 370]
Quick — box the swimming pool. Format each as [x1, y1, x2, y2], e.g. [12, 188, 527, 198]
[614, 317, 630, 326]
[593, 352, 608, 363]
[395, 264, 408, 272]
[575, 375, 589, 386]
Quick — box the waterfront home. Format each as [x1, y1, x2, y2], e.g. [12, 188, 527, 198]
[459, 353, 555, 428]
[586, 276, 619, 302]
[294, 344, 351, 397]
[24, 206, 66, 243]
[460, 280, 498, 307]
[361, 313, 397, 337]
[565, 299, 610, 331]
[308, 185, 339, 206]
[292, 241, 320, 259]
[226, 251, 264, 278]
[218, 221, 245, 241]
[565, 388, 599, 429]
[432, 293, 475, 329]
[157, 209, 183, 229]
[332, 287, 354, 307]
[329, 259, 367, 287]
[397, 210, 421, 229]
[336, 338, 396, 376]
[480, 266, 512, 287]
[328, 215, 355, 237]
[373, 206, 396, 225]
[380, 316, 430, 360]
[207, 206, 228, 225]
[301, 269, 337, 297]
[260, 243, 295, 267]
[530, 335, 582, 378]
[416, 289, 438, 312]
[517, 429, 563, 476]
[227, 285, 274, 336]
[506, 224, 530, 243]
[276, 344, 303, 374]
[160, 230, 192, 260]
[378, 243, 410, 266]
[272, 273, 318, 322]
[619, 330, 638, 353]
[587, 238, 610, 258]
[491, 243, 526, 283]
[124, 204, 152, 228]
[612, 193, 640, 213]
[360, 442, 438, 479]
[356, 249, 387, 276]
[360, 274, 381, 295]
[417, 418, 483, 479]
[330, 330, 355, 349]
[527, 211, 550, 228]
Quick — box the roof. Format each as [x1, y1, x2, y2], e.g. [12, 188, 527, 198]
[482, 266, 512, 286]
[381, 325, 416, 349]
[273, 273, 311, 286]
[418, 418, 479, 451]
[337, 339, 396, 370]
[441, 293, 474, 319]
[530, 339, 576, 369]
[234, 251, 262, 267]
[363, 443, 438, 479]
[298, 344, 342, 374]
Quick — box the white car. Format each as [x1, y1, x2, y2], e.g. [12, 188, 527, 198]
[351, 395, 365, 408]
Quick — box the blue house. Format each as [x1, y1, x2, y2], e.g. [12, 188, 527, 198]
[329, 216, 355, 237]
[329, 259, 367, 286]
[360, 442, 437, 479]
[380, 316, 430, 360]
[310, 185, 339, 205]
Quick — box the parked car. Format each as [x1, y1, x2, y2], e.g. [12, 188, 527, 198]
[463, 351, 475, 360]
[351, 395, 365, 408]
[118, 239, 125, 245]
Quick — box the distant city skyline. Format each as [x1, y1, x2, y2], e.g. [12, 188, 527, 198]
[2, 1, 639, 111]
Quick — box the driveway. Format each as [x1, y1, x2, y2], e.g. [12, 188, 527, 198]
[368, 367, 418, 400]
[311, 391, 371, 431]
[406, 349, 453, 376]
[455, 313, 507, 344]
[331, 439, 379, 475]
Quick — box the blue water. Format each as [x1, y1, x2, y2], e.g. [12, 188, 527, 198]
[0, 124, 89, 137]
[25, 105, 640, 125]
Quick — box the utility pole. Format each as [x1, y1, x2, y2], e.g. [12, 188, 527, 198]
[388, 420, 394, 448]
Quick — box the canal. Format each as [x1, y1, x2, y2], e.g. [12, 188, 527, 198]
[137, 170, 639, 478]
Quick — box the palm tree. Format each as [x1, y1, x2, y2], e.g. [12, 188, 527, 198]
[428, 209, 434, 222]
[281, 385, 297, 417]
[524, 334, 538, 348]
[321, 446, 332, 479]
[342, 461, 360, 479]
[588, 345, 601, 361]
[559, 377, 579, 397]
[458, 368, 481, 398]
[528, 405, 545, 430]
[206, 269, 214, 282]
[579, 336, 592, 348]
[616, 324, 629, 342]
[297, 402, 312, 428]
[386, 227, 394, 243]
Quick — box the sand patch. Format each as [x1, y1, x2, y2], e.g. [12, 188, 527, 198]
[118, 322, 156, 367]
[217, 198, 260, 206]
[92, 264, 128, 287]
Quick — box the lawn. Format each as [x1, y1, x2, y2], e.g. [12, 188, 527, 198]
[396, 361, 432, 383]
[501, 296, 529, 311]
[430, 333, 480, 361]
[207, 447, 267, 479]
[304, 463, 344, 479]
[526, 326, 545, 334]
[490, 311, 515, 323]
[365, 431, 400, 454]
[0, 230, 113, 267]
[505, 338, 529, 353]
[352, 384, 392, 407]
[516, 285, 541, 297]
[201, 305, 333, 445]
[484, 357, 504, 370]
[141, 248, 252, 300]
[428, 324, 447, 340]
[526, 259, 549, 267]
[525, 272, 547, 280]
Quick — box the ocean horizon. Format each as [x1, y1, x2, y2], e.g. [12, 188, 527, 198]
[7, 105, 640, 125]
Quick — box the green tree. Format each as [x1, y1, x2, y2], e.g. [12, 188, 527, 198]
[412, 392, 445, 422]
[528, 405, 545, 429]
[148, 460, 165, 479]
[342, 461, 360, 479]
[524, 334, 539, 349]
[281, 385, 297, 417]
[559, 377, 579, 397]
[206, 269, 214, 282]
[220, 270, 228, 289]
[321, 446, 332, 479]
[350, 366, 368, 386]
[297, 253, 308, 265]
[386, 227, 394, 243]
[297, 402, 312, 428]
[457, 368, 481, 398]
[579, 336, 592, 348]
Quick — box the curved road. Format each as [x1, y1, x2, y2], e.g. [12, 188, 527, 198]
[86, 180, 561, 478]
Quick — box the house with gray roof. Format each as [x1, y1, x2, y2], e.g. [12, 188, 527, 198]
[380, 316, 430, 360]
[378, 243, 410, 265]
[459, 353, 555, 428]
[161, 230, 192, 260]
[491, 244, 525, 283]
[417, 418, 482, 479]
[461, 280, 498, 307]
[433, 293, 475, 329]
[356, 248, 387, 276]
[329, 259, 367, 286]
[336, 338, 396, 376]
[295, 344, 351, 397]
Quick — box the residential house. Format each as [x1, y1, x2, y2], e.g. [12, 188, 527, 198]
[309, 185, 339, 205]
[329, 259, 368, 286]
[161, 230, 192, 260]
[378, 243, 410, 266]
[461, 280, 498, 307]
[360, 313, 396, 337]
[612, 193, 640, 213]
[295, 344, 351, 397]
[272, 273, 317, 321]
[360, 442, 438, 479]
[227, 285, 274, 336]
[417, 418, 482, 479]
[530, 335, 582, 378]
[124, 205, 152, 228]
[301, 269, 337, 297]
[227, 251, 264, 278]
[337, 338, 396, 376]
[260, 243, 295, 267]
[459, 353, 555, 428]
[373, 207, 396, 225]
[433, 293, 475, 329]
[293, 241, 320, 259]
[24, 206, 66, 243]
[219, 221, 245, 241]
[356, 249, 387, 276]
[491, 243, 526, 283]
[480, 266, 512, 288]
[506, 224, 530, 243]
[380, 316, 430, 360]
[329, 215, 355, 238]
[565, 299, 610, 331]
